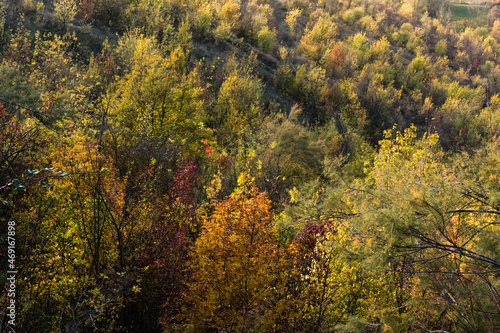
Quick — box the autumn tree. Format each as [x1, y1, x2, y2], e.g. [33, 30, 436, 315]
[211, 53, 264, 150]
[279, 125, 500, 330]
[298, 16, 338, 62]
[109, 34, 204, 139]
[116, 161, 199, 332]
[5, 128, 130, 332]
[184, 182, 291, 332]
[361, 126, 500, 331]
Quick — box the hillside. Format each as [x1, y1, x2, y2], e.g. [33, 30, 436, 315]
[1, 0, 500, 332]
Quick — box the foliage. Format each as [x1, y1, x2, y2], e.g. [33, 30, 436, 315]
[298, 16, 338, 62]
[185, 186, 292, 332]
[4, 0, 500, 331]
[107, 33, 211, 158]
[257, 26, 277, 53]
[211, 53, 264, 149]
[284, 125, 500, 331]
[54, 0, 78, 29]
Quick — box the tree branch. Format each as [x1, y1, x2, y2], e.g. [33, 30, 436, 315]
[0, 170, 101, 191]
[447, 209, 500, 215]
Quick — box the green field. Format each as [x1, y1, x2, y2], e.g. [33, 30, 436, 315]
[448, 3, 489, 28]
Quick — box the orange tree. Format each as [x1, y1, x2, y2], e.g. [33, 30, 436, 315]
[183, 180, 297, 332]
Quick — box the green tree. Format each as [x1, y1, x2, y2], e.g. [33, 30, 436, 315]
[257, 26, 277, 53]
[108, 33, 211, 156]
[54, 0, 77, 29]
[211, 53, 264, 150]
[281, 125, 500, 331]
[298, 16, 338, 62]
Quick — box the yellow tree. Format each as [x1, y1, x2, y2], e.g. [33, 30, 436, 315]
[212, 53, 264, 150]
[342, 126, 500, 331]
[10, 128, 129, 331]
[108, 33, 211, 153]
[297, 16, 338, 63]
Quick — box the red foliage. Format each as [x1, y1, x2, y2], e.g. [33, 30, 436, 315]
[119, 214, 191, 332]
[294, 222, 336, 271]
[78, 0, 98, 22]
[168, 160, 198, 208]
[295, 223, 328, 252]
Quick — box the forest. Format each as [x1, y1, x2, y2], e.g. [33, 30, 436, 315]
[1, 0, 500, 331]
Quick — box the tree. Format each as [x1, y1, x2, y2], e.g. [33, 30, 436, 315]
[6, 130, 129, 332]
[211, 53, 264, 150]
[107, 33, 212, 163]
[257, 26, 277, 53]
[290, 222, 386, 332]
[285, 8, 301, 38]
[281, 125, 500, 331]
[54, 0, 77, 29]
[352, 126, 500, 330]
[185, 184, 290, 332]
[297, 16, 338, 62]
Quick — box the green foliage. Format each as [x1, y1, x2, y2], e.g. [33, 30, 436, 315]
[349, 32, 370, 69]
[338, 78, 368, 133]
[407, 54, 431, 91]
[257, 26, 277, 53]
[54, 0, 77, 29]
[298, 16, 338, 62]
[212, 53, 264, 149]
[393, 22, 413, 46]
[434, 38, 447, 56]
[214, 20, 233, 42]
[471, 94, 500, 143]
[342, 6, 364, 26]
[245, 0, 274, 34]
[126, 0, 174, 39]
[285, 125, 500, 330]
[0, 0, 7, 39]
[109, 33, 210, 152]
[256, 117, 325, 189]
[367, 36, 391, 63]
[292, 63, 328, 122]
[6, 0, 500, 331]
[192, 4, 214, 40]
[434, 82, 485, 148]
[0, 28, 91, 123]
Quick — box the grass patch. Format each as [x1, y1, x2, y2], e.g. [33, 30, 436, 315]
[448, 3, 489, 29]
[449, 4, 484, 21]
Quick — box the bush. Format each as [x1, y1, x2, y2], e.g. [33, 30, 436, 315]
[435, 39, 447, 56]
[192, 6, 213, 40]
[54, 0, 77, 29]
[342, 6, 364, 26]
[257, 26, 277, 53]
[214, 21, 232, 43]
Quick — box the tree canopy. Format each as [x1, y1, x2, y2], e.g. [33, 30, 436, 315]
[2, 0, 500, 332]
